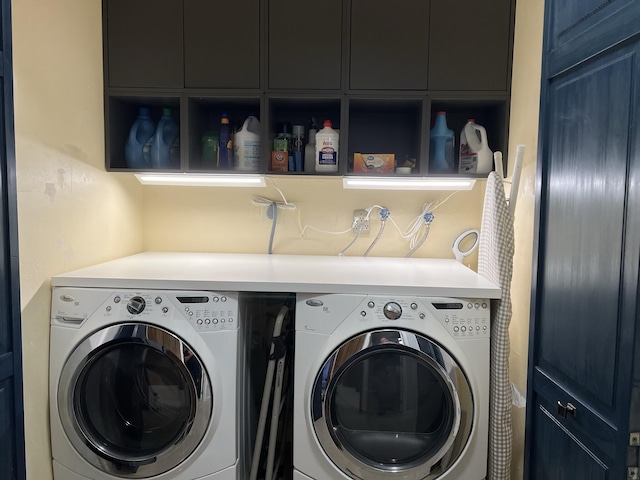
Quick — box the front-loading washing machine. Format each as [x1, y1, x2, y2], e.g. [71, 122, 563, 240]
[293, 293, 490, 480]
[50, 287, 245, 480]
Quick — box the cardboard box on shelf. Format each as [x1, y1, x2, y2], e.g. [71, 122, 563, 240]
[271, 151, 288, 172]
[354, 153, 395, 174]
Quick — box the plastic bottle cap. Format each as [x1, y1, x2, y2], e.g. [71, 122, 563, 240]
[162, 107, 172, 116]
[437, 111, 446, 115]
[467, 118, 475, 123]
[221, 116, 229, 124]
[293, 125, 304, 135]
[139, 107, 151, 116]
[323, 120, 332, 128]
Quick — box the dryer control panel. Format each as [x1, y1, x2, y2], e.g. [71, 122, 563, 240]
[355, 296, 490, 339]
[296, 293, 490, 339]
[426, 299, 491, 339]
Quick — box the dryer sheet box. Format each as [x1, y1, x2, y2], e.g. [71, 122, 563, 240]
[354, 153, 395, 174]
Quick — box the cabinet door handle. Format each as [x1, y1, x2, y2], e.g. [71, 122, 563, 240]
[557, 401, 577, 418]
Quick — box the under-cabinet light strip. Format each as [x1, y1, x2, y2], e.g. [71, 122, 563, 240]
[134, 173, 267, 187]
[342, 177, 476, 191]
[134, 173, 476, 191]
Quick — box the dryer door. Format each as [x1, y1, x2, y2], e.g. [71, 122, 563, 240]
[311, 329, 473, 480]
[58, 323, 212, 478]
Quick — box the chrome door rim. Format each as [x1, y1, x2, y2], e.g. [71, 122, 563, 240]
[311, 329, 474, 480]
[58, 323, 213, 478]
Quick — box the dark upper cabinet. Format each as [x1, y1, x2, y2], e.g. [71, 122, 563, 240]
[349, 0, 430, 90]
[103, 0, 515, 173]
[105, 0, 183, 88]
[268, 0, 342, 90]
[428, 0, 512, 91]
[184, 0, 260, 89]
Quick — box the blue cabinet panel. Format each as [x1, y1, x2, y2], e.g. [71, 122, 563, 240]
[531, 401, 609, 480]
[526, 35, 640, 480]
[549, 0, 634, 51]
[539, 49, 633, 410]
[0, 379, 16, 479]
[546, 0, 640, 76]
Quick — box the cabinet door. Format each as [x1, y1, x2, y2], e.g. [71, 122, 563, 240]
[349, 0, 429, 90]
[184, 0, 260, 89]
[428, 0, 512, 91]
[106, 0, 183, 88]
[526, 39, 640, 479]
[268, 0, 342, 90]
[547, 0, 635, 54]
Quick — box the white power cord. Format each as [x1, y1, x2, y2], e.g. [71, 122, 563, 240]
[301, 204, 391, 239]
[404, 212, 434, 258]
[251, 177, 298, 212]
[388, 191, 459, 253]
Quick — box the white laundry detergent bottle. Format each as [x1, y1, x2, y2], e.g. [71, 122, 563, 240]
[315, 119, 339, 173]
[458, 119, 492, 174]
[233, 115, 260, 171]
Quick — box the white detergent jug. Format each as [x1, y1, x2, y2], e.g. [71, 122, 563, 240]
[315, 119, 339, 173]
[234, 115, 261, 171]
[458, 120, 492, 174]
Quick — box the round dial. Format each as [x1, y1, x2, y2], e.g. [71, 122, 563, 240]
[127, 296, 146, 315]
[383, 302, 402, 320]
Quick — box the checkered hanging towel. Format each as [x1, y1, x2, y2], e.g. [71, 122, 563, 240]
[478, 171, 514, 480]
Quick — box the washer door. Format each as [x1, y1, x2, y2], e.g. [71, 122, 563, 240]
[58, 323, 212, 478]
[312, 329, 473, 480]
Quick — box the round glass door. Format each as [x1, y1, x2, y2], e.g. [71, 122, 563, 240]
[58, 323, 212, 478]
[312, 330, 473, 480]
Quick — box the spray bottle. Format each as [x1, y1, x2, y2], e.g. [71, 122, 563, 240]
[304, 118, 317, 173]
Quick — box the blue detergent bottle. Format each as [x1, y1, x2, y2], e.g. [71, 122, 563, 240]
[124, 107, 156, 168]
[151, 107, 180, 169]
[429, 111, 455, 173]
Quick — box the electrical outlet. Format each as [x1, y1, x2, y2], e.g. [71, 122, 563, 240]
[353, 209, 370, 235]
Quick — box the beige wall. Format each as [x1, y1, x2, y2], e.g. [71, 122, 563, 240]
[142, 176, 485, 259]
[13, 1, 144, 479]
[11, 0, 543, 478]
[507, 0, 545, 478]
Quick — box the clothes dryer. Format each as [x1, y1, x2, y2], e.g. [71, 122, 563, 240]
[50, 287, 244, 480]
[293, 293, 490, 480]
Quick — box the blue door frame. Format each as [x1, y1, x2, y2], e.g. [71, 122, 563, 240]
[0, 0, 26, 477]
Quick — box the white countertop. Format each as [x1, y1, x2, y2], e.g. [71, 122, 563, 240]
[51, 252, 501, 298]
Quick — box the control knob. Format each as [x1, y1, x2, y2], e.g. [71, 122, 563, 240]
[127, 296, 146, 315]
[383, 302, 402, 320]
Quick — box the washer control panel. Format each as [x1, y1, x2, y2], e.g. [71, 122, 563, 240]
[354, 296, 490, 339]
[52, 289, 239, 332]
[171, 292, 239, 332]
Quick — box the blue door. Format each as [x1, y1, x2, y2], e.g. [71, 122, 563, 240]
[526, 1, 640, 477]
[0, 0, 25, 478]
